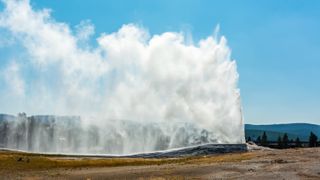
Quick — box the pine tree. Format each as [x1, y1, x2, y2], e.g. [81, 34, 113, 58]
[309, 132, 318, 147]
[277, 136, 282, 149]
[282, 133, 289, 148]
[247, 136, 252, 142]
[261, 132, 268, 146]
[256, 136, 261, 145]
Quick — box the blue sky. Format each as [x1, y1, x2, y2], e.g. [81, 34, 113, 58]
[1, 0, 320, 124]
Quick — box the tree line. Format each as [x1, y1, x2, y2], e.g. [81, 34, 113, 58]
[247, 131, 318, 149]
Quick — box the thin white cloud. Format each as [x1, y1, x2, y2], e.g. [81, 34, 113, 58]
[76, 20, 95, 41]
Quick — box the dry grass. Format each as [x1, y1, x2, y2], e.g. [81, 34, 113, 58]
[185, 152, 255, 164]
[0, 150, 255, 171]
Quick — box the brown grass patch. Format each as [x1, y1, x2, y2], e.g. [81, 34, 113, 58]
[0, 150, 255, 171]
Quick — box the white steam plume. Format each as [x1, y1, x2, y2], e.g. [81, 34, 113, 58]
[0, 0, 244, 153]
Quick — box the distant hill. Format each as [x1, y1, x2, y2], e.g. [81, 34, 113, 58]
[245, 123, 320, 142]
[0, 114, 15, 121]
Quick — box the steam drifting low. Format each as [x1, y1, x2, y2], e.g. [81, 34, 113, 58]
[0, 0, 244, 154]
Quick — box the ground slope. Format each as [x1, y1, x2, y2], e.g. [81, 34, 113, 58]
[0, 147, 319, 179]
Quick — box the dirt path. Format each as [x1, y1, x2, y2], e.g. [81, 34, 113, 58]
[1, 148, 320, 179]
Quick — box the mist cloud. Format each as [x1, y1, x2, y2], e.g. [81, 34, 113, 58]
[0, 0, 244, 146]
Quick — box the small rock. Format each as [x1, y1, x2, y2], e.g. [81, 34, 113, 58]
[273, 159, 288, 164]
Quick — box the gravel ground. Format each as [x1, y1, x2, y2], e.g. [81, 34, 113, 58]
[1, 147, 319, 180]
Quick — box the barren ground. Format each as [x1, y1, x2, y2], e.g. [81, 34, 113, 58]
[0, 147, 319, 179]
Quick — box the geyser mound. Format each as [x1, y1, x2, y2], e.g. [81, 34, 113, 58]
[0, 0, 244, 154]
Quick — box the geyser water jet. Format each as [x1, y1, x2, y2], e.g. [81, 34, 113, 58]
[0, 0, 244, 154]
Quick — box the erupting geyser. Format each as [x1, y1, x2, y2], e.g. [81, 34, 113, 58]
[0, 0, 244, 154]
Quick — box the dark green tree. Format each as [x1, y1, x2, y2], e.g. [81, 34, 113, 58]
[295, 137, 302, 147]
[309, 132, 318, 147]
[277, 136, 282, 149]
[256, 136, 261, 145]
[282, 133, 289, 148]
[261, 131, 268, 146]
[247, 136, 252, 142]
